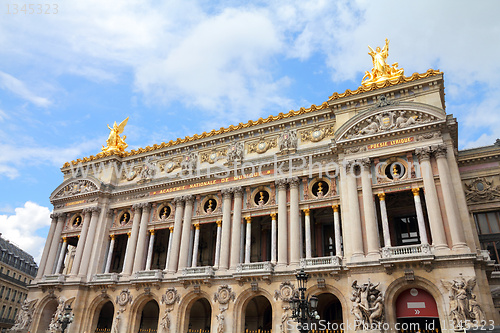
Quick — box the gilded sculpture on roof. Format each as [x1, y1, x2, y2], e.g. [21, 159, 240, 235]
[361, 39, 404, 87]
[102, 117, 129, 152]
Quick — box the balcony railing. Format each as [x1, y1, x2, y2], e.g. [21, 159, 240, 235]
[235, 262, 274, 276]
[381, 243, 432, 258]
[182, 266, 215, 279]
[299, 256, 342, 272]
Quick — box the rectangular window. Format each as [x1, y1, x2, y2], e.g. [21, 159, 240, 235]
[475, 211, 500, 264]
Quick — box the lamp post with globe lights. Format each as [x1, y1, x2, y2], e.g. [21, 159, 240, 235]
[57, 304, 74, 333]
[289, 269, 320, 333]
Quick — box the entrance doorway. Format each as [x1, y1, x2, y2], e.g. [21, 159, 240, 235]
[187, 298, 211, 332]
[244, 296, 272, 332]
[138, 300, 159, 332]
[396, 288, 441, 332]
[95, 301, 114, 332]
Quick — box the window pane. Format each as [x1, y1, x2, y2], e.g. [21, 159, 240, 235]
[488, 212, 500, 233]
[476, 213, 490, 234]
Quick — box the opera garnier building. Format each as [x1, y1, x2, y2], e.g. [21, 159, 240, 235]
[15, 41, 500, 333]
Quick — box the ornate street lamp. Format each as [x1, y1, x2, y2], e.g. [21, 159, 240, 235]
[289, 269, 320, 333]
[57, 304, 74, 333]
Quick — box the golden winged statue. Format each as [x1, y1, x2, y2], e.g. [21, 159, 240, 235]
[361, 38, 404, 87]
[102, 117, 129, 153]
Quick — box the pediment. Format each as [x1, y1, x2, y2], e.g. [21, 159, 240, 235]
[335, 102, 446, 142]
[50, 177, 101, 200]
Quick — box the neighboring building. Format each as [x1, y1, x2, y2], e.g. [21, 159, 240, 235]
[22, 53, 500, 332]
[0, 234, 37, 333]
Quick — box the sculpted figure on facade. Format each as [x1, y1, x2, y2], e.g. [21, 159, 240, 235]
[443, 277, 486, 329]
[216, 307, 227, 333]
[102, 117, 129, 152]
[159, 308, 172, 333]
[226, 140, 244, 164]
[54, 180, 98, 198]
[112, 309, 124, 333]
[278, 129, 298, 153]
[7, 299, 37, 332]
[139, 156, 159, 182]
[280, 306, 290, 333]
[181, 151, 198, 173]
[362, 38, 404, 87]
[48, 298, 66, 332]
[350, 280, 384, 330]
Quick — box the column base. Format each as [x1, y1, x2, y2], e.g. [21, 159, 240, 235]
[366, 252, 381, 260]
[350, 253, 366, 263]
[452, 243, 470, 253]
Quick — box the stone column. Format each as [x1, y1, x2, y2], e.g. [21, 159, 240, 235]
[145, 230, 155, 270]
[191, 224, 200, 267]
[239, 220, 245, 263]
[55, 237, 68, 274]
[230, 187, 243, 269]
[434, 144, 467, 250]
[187, 227, 194, 266]
[360, 158, 380, 257]
[165, 226, 174, 269]
[122, 232, 131, 272]
[245, 217, 252, 263]
[415, 147, 447, 250]
[104, 234, 115, 274]
[378, 193, 391, 247]
[412, 188, 429, 245]
[123, 204, 143, 275]
[132, 204, 152, 272]
[276, 179, 288, 266]
[43, 213, 66, 276]
[178, 196, 194, 270]
[214, 220, 222, 268]
[219, 188, 233, 270]
[79, 207, 101, 276]
[270, 213, 277, 264]
[303, 209, 312, 259]
[346, 161, 364, 258]
[289, 177, 301, 265]
[167, 197, 184, 273]
[37, 214, 58, 278]
[71, 209, 92, 275]
[332, 205, 342, 257]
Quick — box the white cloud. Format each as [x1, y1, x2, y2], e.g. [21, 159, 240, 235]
[0, 201, 51, 264]
[0, 71, 51, 107]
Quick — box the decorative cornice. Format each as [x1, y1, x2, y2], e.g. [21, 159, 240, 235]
[328, 69, 442, 101]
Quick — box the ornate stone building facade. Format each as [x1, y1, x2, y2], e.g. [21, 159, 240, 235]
[22, 68, 500, 332]
[0, 235, 37, 332]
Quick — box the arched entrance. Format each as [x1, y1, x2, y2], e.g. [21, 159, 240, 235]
[139, 300, 159, 332]
[187, 298, 211, 332]
[36, 299, 58, 333]
[244, 295, 272, 332]
[396, 288, 442, 332]
[95, 301, 114, 332]
[317, 293, 343, 326]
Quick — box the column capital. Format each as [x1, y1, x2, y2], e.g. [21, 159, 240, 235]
[245, 216, 252, 223]
[131, 203, 142, 210]
[221, 188, 233, 199]
[432, 144, 447, 158]
[275, 178, 288, 190]
[173, 196, 185, 206]
[106, 209, 115, 218]
[127, 231, 131, 238]
[359, 157, 372, 169]
[90, 206, 102, 214]
[50, 212, 65, 220]
[377, 193, 386, 200]
[149, 229, 155, 235]
[82, 207, 93, 216]
[270, 213, 277, 219]
[415, 147, 432, 161]
[110, 234, 116, 240]
[412, 188, 421, 196]
[169, 226, 174, 233]
[183, 195, 194, 204]
[288, 176, 300, 188]
[62, 236, 67, 242]
[233, 186, 243, 197]
[332, 205, 339, 212]
[194, 223, 200, 230]
[303, 209, 310, 216]
[216, 220, 222, 227]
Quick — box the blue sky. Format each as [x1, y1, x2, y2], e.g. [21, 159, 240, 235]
[1, 0, 500, 262]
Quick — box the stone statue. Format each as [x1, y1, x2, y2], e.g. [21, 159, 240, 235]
[280, 307, 290, 333]
[7, 299, 37, 332]
[362, 39, 404, 87]
[395, 111, 417, 128]
[279, 129, 298, 153]
[102, 117, 129, 152]
[216, 307, 227, 333]
[112, 309, 124, 333]
[350, 280, 384, 330]
[139, 156, 159, 182]
[227, 140, 244, 163]
[442, 277, 486, 329]
[159, 308, 172, 333]
[48, 298, 65, 332]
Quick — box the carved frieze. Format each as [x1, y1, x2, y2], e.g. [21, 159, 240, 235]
[300, 125, 334, 143]
[247, 137, 277, 154]
[464, 177, 500, 203]
[54, 180, 98, 198]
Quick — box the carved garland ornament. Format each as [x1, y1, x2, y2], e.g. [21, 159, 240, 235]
[300, 125, 335, 143]
[200, 149, 226, 164]
[464, 177, 500, 203]
[161, 288, 180, 306]
[214, 285, 235, 305]
[116, 289, 133, 306]
[247, 137, 277, 154]
[274, 281, 295, 302]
